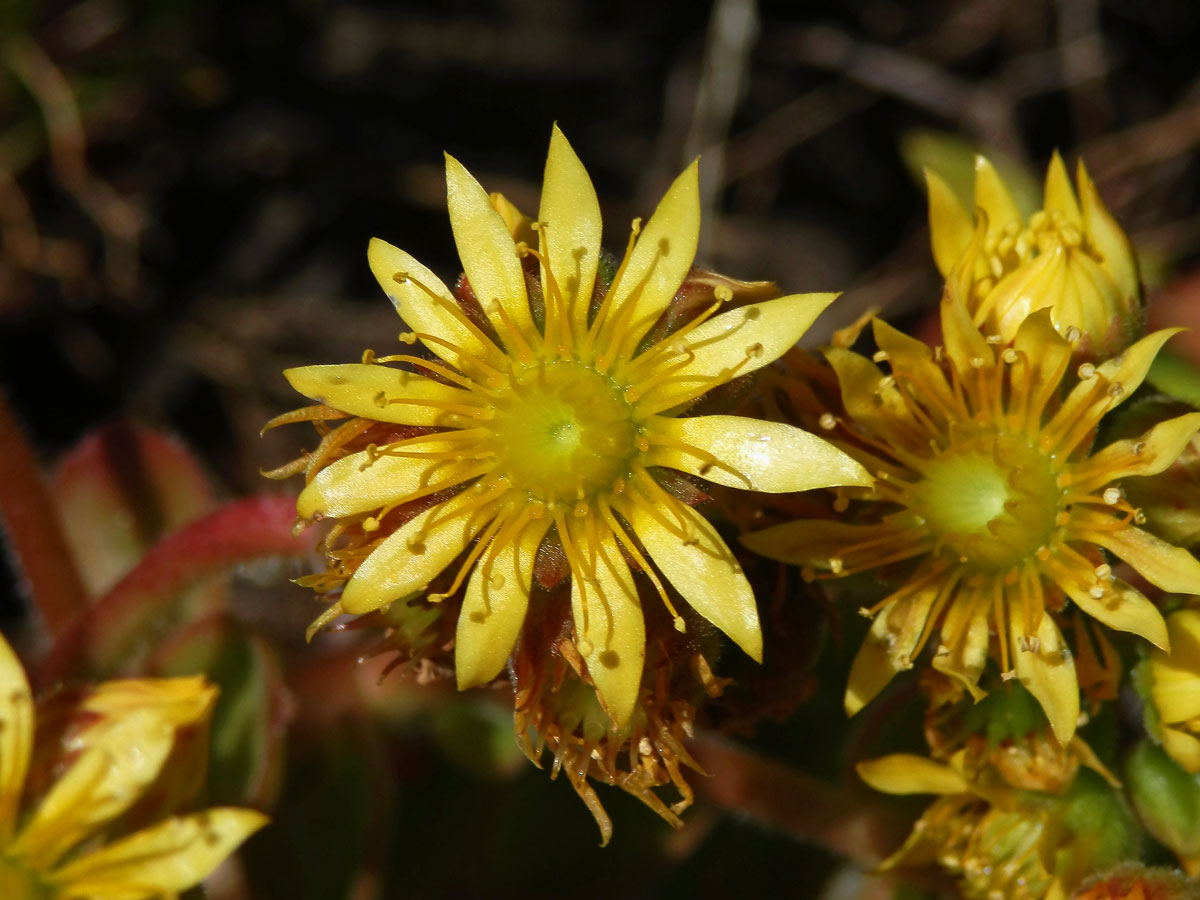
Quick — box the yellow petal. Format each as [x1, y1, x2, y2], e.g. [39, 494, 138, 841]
[1058, 569, 1168, 651]
[1012, 306, 1072, 398]
[940, 264, 993, 372]
[846, 586, 938, 716]
[297, 441, 485, 519]
[568, 525, 645, 729]
[986, 243, 1066, 338]
[740, 519, 892, 568]
[1043, 150, 1082, 227]
[600, 161, 700, 353]
[623, 493, 761, 662]
[283, 364, 480, 427]
[634, 292, 840, 413]
[1080, 519, 1200, 596]
[340, 487, 503, 615]
[1150, 609, 1200, 723]
[367, 237, 500, 368]
[444, 153, 534, 341]
[0, 633, 31, 842]
[1073, 412, 1200, 484]
[51, 808, 269, 899]
[1161, 725, 1200, 773]
[925, 167, 974, 276]
[857, 754, 968, 796]
[81, 676, 215, 728]
[872, 318, 958, 416]
[931, 590, 989, 701]
[14, 711, 174, 869]
[1048, 328, 1180, 434]
[1011, 611, 1080, 744]
[455, 517, 551, 689]
[644, 414, 872, 493]
[826, 347, 916, 445]
[973, 155, 1022, 235]
[539, 125, 601, 336]
[1077, 159, 1140, 307]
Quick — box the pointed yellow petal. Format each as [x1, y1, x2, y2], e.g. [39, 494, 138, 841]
[297, 441, 484, 519]
[540, 125, 601, 336]
[14, 711, 174, 868]
[740, 519, 892, 568]
[340, 488, 503, 615]
[284, 364, 479, 427]
[940, 266, 993, 371]
[1080, 519, 1200, 596]
[846, 586, 939, 716]
[81, 676, 215, 727]
[1077, 159, 1140, 307]
[0, 634, 31, 842]
[1162, 726, 1200, 773]
[931, 590, 989, 701]
[973, 155, 1021, 234]
[367, 237, 500, 367]
[1012, 307, 1072, 398]
[601, 161, 700, 352]
[444, 153, 534, 340]
[624, 494, 761, 662]
[1047, 328, 1181, 435]
[826, 347, 916, 444]
[1151, 611, 1200, 723]
[986, 243, 1066, 338]
[644, 414, 871, 494]
[925, 167, 974, 276]
[455, 517, 551, 689]
[1074, 412, 1200, 483]
[569, 525, 645, 729]
[872, 317, 958, 415]
[1043, 150, 1082, 227]
[635, 292, 840, 413]
[1011, 612, 1079, 744]
[857, 754, 968, 796]
[1054, 555, 1168, 650]
[51, 808, 268, 898]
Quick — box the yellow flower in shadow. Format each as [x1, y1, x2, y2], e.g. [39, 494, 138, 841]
[1150, 607, 1200, 772]
[927, 152, 1141, 357]
[0, 634, 266, 899]
[274, 126, 871, 729]
[744, 252, 1200, 743]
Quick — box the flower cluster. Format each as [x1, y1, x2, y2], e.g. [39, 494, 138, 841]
[273, 135, 1200, 879]
[0, 633, 265, 899]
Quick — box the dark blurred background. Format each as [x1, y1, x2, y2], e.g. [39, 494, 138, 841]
[1, 1, 1199, 896]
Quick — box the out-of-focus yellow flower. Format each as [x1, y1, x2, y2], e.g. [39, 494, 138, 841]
[0, 633, 266, 900]
[859, 734, 1131, 900]
[927, 153, 1141, 356]
[272, 126, 870, 729]
[743, 262, 1200, 743]
[1150, 608, 1200, 771]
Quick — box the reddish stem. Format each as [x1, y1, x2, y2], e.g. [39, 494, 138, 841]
[39, 495, 310, 685]
[0, 390, 88, 635]
[689, 733, 909, 868]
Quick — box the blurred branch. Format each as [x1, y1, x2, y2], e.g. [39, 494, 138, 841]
[2, 35, 145, 298]
[0, 390, 89, 636]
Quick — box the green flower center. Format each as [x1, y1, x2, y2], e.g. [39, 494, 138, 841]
[491, 360, 638, 506]
[913, 430, 1060, 571]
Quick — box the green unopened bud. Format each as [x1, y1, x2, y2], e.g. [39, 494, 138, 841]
[1126, 740, 1200, 876]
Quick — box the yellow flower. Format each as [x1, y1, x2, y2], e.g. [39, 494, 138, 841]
[0, 633, 266, 900]
[857, 740, 1125, 900]
[277, 126, 871, 728]
[926, 152, 1141, 356]
[742, 265, 1200, 743]
[1149, 607, 1200, 772]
